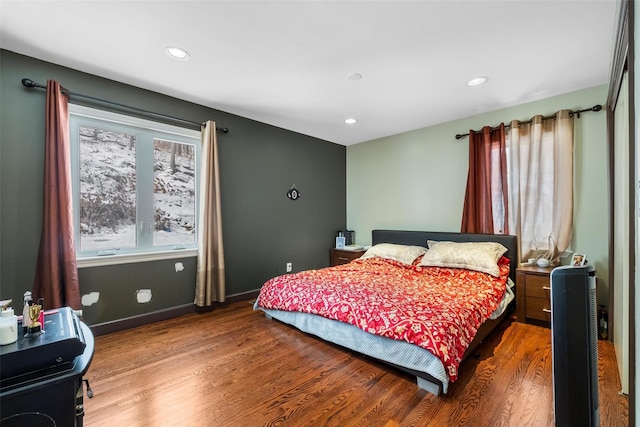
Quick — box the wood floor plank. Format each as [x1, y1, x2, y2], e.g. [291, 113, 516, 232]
[83, 301, 628, 426]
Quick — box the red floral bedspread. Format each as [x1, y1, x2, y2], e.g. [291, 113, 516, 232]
[257, 256, 510, 382]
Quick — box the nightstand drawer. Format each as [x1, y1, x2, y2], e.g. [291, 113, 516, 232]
[332, 253, 354, 265]
[515, 265, 553, 327]
[330, 249, 366, 266]
[525, 296, 552, 322]
[525, 275, 552, 299]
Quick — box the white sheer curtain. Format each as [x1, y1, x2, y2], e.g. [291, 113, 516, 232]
[507, 110, 574, 263]
[195, 121, 225, 306]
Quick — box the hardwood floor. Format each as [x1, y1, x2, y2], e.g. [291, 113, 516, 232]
[83, 301, 628, 426]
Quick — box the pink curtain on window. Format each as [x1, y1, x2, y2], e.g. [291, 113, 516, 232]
[32, 80, 81, 310]
[461, 124, 509, 234]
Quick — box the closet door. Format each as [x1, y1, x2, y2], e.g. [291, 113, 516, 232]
[613, 70, 630, 394]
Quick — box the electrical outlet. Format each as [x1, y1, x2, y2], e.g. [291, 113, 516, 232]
[286, 262, 292, 272]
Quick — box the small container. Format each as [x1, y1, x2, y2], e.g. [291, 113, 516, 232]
[22, 291, 32, 334]
[0, 308, 18, 345]
[598, 305, 608, 340]
[536, 258, 550, 268]
[38, 297, 45, 332]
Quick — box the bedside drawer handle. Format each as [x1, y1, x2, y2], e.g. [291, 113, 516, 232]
[542, 308, 552, 313]
[542, 286, 551, 291]
[338, 257, 349, 261]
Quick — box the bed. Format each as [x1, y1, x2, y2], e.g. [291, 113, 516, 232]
[253, 230, 518, 395]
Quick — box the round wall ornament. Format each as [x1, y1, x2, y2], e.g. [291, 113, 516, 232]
[287, 185, 301, 201]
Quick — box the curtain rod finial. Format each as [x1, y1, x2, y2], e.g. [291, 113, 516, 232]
[592, 104, 602, 112]
[21, 78, 36, 88]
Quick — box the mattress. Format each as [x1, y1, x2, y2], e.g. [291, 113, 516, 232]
[254, 255, 514, 392]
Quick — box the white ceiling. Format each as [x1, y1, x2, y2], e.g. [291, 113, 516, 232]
[0, 0, 618, 146]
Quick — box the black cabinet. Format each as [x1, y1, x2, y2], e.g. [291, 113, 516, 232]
[1, 310, 94, 426]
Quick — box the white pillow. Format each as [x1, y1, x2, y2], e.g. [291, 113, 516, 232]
[418, 240, 508, 277]
[360, 243, 428, 265]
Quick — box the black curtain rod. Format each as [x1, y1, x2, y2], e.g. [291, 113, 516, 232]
[21, 78, 229, 134]
[454, 104, 603, 140]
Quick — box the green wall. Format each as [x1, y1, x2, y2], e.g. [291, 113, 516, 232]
[0, 50, 346, 325]
[347, 85, 610, 304]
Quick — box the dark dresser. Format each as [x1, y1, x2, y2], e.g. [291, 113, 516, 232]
[0, 307, 94, 426]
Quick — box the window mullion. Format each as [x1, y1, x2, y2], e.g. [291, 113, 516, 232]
[137, 132, 155, 250]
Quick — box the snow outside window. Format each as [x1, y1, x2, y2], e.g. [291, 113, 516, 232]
[69, 104, 200, 267]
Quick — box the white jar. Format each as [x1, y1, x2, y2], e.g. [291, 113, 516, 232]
[0, 308, 18, 345]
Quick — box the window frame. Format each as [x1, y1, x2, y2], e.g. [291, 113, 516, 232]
[69, 104, 201, 268]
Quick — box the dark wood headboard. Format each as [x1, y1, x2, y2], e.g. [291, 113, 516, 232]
[371, 230, 518, 283]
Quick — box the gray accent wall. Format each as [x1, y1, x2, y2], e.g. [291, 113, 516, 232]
[0, 50, 346, 325]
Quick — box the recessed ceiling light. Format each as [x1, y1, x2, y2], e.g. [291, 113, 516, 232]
[166, 46, 190, 60]
[347, 73, 362, 81]
[466, 76, 488, 87]
[345, 118, 357, 125]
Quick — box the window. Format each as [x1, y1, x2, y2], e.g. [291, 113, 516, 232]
[506, 128, 556, 255]
[69, 105, 200, 266]
[466, 113, 574, 262]
[504, 113, 574, 261]
[489, 141, 507, 234]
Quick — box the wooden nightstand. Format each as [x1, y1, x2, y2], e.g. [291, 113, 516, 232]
[516, 265, 554, 327]
[330, 248, 366, 266]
